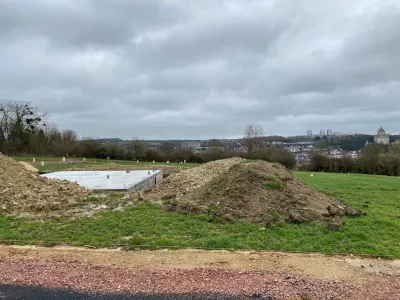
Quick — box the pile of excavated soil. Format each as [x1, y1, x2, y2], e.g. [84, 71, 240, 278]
[0, 154, 88, 216]
[18, 161, 39, 173]
[151, 159, 363, 224]
[145, 157, 245, 201]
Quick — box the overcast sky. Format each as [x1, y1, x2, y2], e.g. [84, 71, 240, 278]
[1, 0, 400, 139]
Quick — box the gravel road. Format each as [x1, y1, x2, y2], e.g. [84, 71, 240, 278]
[0, 246, 399, 300]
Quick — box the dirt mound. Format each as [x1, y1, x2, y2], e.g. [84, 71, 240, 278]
[145, 157, 245, 201]
[0, 154, 88, 216]
[18, 161, 39, 173]
[159, 160, 363, 224]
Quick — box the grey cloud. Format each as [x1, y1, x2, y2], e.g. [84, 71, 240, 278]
[273, 7, 400, 95]
[1, 0, 400, 139]
[0, 0, 184, 48]
[127, 2, 293, 71]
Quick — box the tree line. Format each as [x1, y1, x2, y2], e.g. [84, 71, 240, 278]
[305, 143, 400, 176]
[0, 101, 296, 169]
[76, 139, 296, 169]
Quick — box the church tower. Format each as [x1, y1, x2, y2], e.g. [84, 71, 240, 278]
[374, 126, 390, 145]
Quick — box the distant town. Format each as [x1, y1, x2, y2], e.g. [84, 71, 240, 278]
[94, 126, 399, 164]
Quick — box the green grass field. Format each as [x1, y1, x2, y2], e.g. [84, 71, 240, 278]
[1, 163, 399, 257]
[12, 156, 200, 172]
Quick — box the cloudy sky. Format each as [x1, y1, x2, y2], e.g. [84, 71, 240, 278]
[1, 0, 400, 139]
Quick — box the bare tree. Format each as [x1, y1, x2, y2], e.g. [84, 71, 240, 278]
[244, 123, 264, 153]
[44, 124, 62, 154]
[128, 139, 148, 161]
[61, 129, 79, 157]
[159, 142, 174, 154]
[0, 100, 47, 155]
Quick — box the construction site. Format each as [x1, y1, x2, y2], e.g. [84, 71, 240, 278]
[0, 154, 360, 224]
[42, 170, 163, 191]
[1, 153, 399, 299]
[3, 0, 400, 297]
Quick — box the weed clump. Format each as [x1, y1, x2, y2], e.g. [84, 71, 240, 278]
[266, 175, 283, 190]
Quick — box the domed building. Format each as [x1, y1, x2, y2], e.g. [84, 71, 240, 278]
[374, 126, 390, 145]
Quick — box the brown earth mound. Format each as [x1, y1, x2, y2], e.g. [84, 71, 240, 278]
[152, 159, 363, 224]
[0, 154, 88, 216]
[145, 157, 245, 201]
[18, 161, 39, 173]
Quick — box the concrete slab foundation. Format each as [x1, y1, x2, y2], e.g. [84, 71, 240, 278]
[41, 170, 163, 191]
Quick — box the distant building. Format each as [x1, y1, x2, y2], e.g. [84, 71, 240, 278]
[305, 144, 314, 151]
[327, 129, 333, 136]
[374, 126, 390, 145]
[294, 152, 310, 163]
[146, 142, 161, 151]
[328, 149, 343, 159]
[287, 145, 301, 153]
[348, 151, 359, 159]
[193, 146, 209, 153]
[181, 141, 201, 150]
[307, 130, 313, 137]
[320, 129, 326, 136]
[324, 149, 359, 159]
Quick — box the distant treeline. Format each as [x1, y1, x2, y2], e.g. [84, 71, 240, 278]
[70, 139, 297, 169]
[303, 143, 400, 176]
[0, 100, 296, 169]
[313, 135, 374, 151]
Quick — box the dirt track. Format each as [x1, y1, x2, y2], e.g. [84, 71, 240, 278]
[0, 246, 399, 299]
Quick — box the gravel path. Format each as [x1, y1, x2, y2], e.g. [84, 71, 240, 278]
[1, 246, 399, 299]
[1, 259, 399, 300]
